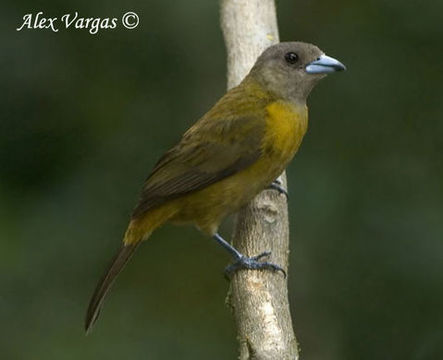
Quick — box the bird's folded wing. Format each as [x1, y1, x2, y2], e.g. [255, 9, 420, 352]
[131, 115, 264, 218]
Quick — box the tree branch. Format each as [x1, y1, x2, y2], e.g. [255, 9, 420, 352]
[220, 0, 299, 359]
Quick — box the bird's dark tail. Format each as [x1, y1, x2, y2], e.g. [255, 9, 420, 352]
[85, 243, 141, 334]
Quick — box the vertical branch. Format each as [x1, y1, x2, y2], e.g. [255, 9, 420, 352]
[220, 1, 299, 359]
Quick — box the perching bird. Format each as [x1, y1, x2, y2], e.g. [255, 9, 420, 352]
[85, 41, 345, 332]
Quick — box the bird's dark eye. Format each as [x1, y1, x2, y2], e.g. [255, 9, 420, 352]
[285, 52, 299, 64]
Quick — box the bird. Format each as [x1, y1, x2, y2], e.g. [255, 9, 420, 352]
[85, 41, 346, 332]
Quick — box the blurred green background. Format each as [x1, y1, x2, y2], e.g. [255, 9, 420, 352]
[1, 0, 443, 359]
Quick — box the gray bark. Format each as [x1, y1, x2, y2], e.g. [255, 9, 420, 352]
[220, 0, 299, 359]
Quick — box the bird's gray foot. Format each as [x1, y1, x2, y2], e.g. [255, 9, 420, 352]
[267, 179, 289, 200]
[224, 251, 286, 279]
[212, 233, 286, 279]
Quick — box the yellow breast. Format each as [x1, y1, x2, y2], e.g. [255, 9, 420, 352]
[263, 100, 308, 161]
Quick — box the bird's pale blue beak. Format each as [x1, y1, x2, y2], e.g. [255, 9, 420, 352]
[305, 54, 346, 74]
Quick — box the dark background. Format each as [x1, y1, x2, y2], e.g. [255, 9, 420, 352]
[2, 0, 443, 359]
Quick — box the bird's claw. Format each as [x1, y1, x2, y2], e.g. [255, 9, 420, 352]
[250, 251, 271, 261]
[224, 251, 286, 279]
[267, 181, 289, 200]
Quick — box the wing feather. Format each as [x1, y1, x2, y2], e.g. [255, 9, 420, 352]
[131, 114, 264, 218]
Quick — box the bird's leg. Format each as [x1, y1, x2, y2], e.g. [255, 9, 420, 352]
[212, 233, 286, 278]
[266, 176, 289, 200]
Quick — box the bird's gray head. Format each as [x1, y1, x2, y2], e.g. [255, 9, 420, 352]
[249, 42, 346, 104]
